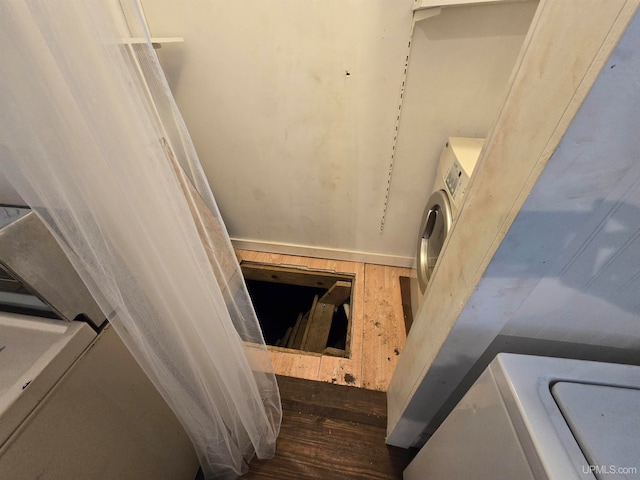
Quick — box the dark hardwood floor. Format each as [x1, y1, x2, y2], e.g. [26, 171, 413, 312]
[244, 375, 412, 479]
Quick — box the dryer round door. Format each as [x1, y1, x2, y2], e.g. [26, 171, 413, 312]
[417, 190, 453, 293]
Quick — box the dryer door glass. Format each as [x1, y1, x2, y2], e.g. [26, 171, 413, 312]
[417, 190, 452, 292]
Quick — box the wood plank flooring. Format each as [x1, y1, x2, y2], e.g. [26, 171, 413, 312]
[244, 375, 412, 480]
[361, 264, 409, 391]
[237, 250, 411, 391]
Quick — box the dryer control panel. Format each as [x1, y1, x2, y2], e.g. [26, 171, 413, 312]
[440, 137, 484, 209]
[445, 159, 469, 205]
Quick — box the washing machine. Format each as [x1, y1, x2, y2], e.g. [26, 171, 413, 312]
[404, 353, 640, 480]
[411, 137, 484, 317]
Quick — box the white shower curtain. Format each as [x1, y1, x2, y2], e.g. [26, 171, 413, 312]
[0, 1, 280, 478]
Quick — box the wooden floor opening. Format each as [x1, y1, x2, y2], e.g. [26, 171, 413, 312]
[238, 251, 411, 390]
[241, 262, 355, 357]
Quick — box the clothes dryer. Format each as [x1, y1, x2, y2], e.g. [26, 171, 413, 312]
[411, 137, 484, 316]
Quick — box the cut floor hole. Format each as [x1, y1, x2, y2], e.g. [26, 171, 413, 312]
[241, 261, 354, 357]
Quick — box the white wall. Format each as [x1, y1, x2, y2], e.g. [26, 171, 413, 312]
[391, 6, 640, 447]
[142, 0, 414, 265]
[141, 0, 535, 265]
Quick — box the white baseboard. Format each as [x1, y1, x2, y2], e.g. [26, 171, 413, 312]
[231, 238, 415, 268]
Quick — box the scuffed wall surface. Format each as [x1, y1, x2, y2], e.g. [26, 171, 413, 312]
[142, 0, 534, 263]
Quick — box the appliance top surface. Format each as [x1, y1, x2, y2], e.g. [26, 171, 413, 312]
[447, 136, 484, 175]
[491, 353, 640, 480]
[552, 382, 640, 479]
[0, 312, 95, 417]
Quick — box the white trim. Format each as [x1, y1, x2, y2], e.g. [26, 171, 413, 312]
[231, 238, 414, 268]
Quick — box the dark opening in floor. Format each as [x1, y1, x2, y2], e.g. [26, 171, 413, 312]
[241, 262, 354, 357]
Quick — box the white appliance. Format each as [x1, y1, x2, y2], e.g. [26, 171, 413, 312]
[0, 206, 200, 479]
[404, 353, 640, 480]
[0, 312, 200, 479]
[411, 137, 484, 316]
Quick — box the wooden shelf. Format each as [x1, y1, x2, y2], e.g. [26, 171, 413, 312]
[414, 0, 523, 12]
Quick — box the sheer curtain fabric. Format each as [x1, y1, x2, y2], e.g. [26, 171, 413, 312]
[0, 1, 281, 478]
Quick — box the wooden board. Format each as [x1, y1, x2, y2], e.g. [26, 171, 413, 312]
[286, 313, 303, 349]
[299, 295, 319, 350]
[244, 412, 410, 480]
[318, 280, 352, 305]
[302, 302, 335, 353]
[268, 345, 320, 356]
[290, 311, 309, 350]
[241, 262, 353, 289]
[242, 376, 411, 480]
[269, 350, 321, 379]
[322, 347, 346, 358]
[399, 276, 413, 334]
[276, 375, 388, 428]
[362, 264, 411, 391]
[317, 259, 366, 388]
[280, 327, 293, 347]
[163, 138, 237, 285]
